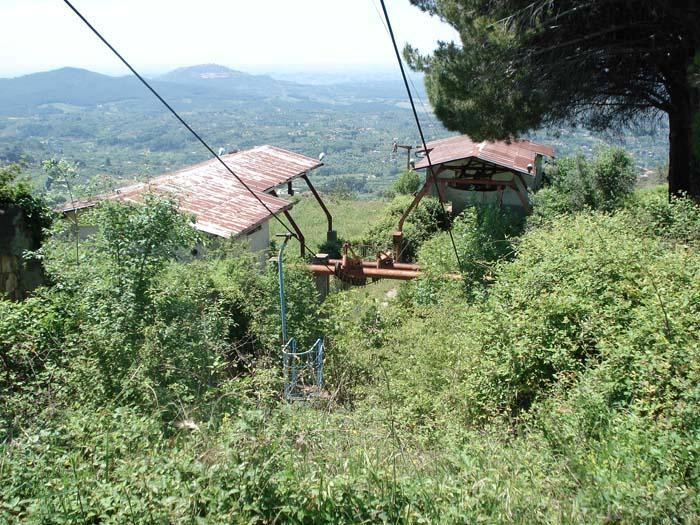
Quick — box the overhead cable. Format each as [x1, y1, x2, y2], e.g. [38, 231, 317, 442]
[378, 0, 464, 271]
[62, 0, 321, 260]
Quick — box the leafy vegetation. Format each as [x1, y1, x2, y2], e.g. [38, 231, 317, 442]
[532, 146, 637, 223]
[389, 170, 422, 196]
[0, 162, 52, 236]
[2, 141, 700, 522]
[1, 195, 320, 435]
[413, 204, 524, 300]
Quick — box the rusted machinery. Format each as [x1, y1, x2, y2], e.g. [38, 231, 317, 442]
[307, 243, 459, 285]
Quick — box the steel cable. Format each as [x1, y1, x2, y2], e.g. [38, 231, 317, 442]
[62, 0, 327, 264]
[378, 0, 464, 271]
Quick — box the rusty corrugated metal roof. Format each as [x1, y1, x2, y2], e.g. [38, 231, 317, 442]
[58, 144, 321, 238]
[215, 145, 322, 191]
[414, 135, 554, 174]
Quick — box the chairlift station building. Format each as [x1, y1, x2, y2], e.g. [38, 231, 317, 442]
[59, 145, 331, 255]
[413, 135, 555, 215]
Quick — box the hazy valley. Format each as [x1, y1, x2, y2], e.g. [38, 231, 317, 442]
[0, 64, 669, 203]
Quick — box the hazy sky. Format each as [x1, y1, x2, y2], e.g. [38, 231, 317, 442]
[0, 0, 459, 77]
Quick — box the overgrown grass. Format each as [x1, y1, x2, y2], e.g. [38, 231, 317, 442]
[0, 404, 593, 524]
[2, 181, 700, 523]
[269, 194, 386, 254]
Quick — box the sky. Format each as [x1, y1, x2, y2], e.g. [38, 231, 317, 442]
[0, 0, 459, 77]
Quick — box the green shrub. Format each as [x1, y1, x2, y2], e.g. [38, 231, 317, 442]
[1, 196, 315, 432]
[0, 405, 571, 524]
[42, 197, 204, 406]
[0, 289, 77, 439]
[533, 146, 636, 222]
[592, 146, 637, 210]
[412, 204, 525, 303]
[358, 195, 450, 261]
[320, 207, 700, 521]
[337, 211, 700, 433]
[0, 162, 52, 240]
[392, 170, 422, 195]
[253, 255, 322, 352]
[627, 188, 700, 245]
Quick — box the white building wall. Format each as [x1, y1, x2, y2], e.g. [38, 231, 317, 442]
[243, 220, 270, 253]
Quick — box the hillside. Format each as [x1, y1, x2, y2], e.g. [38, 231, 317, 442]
[0, 64, 424, 116]
[0, 65, 670, 203]
[0, 67, 214, 115]
[157, 64, 304, 99]
[2, 144, 700, 521]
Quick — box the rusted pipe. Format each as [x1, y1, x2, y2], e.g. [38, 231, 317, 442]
[308, 264, 420, 280]
[327, 259, 420, 271]
[307, 264, 462, 281]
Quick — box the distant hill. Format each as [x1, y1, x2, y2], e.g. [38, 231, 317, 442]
[158, 64, 417, 101]
[0, 67, 219, 114]
[160, 64, 257, 83]
[158, 64, 296, 96]
[0, 64, 423, 115]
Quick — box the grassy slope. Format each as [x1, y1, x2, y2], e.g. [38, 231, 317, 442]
[269, 194, 387, 253]
[3, 188, 700, 523]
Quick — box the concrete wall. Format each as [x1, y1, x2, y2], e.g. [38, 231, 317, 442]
[0, 204, 44, 300]
[243, 221, 270, 254]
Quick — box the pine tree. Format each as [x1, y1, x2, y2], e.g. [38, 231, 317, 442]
[407, 0, 700, 198]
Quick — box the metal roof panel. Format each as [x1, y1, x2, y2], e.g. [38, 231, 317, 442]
[415, 135, 554, 173]
[56, 145, 310, 238]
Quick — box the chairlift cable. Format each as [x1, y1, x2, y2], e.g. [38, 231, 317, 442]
[369, 0, 441, 132]
[62, 0, 325, 264]
[378, 0, 463, 271]
[406, 74, 441, 132]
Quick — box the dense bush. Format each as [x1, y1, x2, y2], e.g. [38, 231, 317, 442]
[346, 210, 700, 423]
[391, 170, 422, 196]
[326, 206, 700, 520]
[412, 204, 525, 303]
[358, 195, 450, 261]
[1, 197, 320, 437]
[0, 404, 600, 524]
[627, 186, 700, 245]
[0, 162, 52, 237]
[533, 146, 636, 222]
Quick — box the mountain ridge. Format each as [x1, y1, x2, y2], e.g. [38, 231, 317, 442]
[0, 67, 219, 114]
[0, 64, 421, 115]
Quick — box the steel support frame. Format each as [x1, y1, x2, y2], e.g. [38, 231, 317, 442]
[393, 177, 433, 261]
[301, 173, 335, 241]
